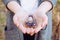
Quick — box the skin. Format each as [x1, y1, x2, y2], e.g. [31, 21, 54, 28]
[7, 1, 52, 36]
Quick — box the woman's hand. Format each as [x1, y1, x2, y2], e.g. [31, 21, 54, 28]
[13, 10, 29, 34]
[13, 9, 35, 35]
[13, 9, 48, 36]
[25, 10, 48, 35]
[35, 14, 48, 33]
[33, 11, 48, 33]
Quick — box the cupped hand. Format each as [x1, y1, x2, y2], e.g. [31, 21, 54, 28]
[13, 9, 48, 36]
[13, 9, 35, 35]
[34, 11, 48, 33]
[13, 10, 29, 34]
[26, 11, 48, 35]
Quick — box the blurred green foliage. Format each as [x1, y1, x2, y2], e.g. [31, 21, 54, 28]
[58, 0, 60, 2]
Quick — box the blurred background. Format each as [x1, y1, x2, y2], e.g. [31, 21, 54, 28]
[0, 0, 60, 40]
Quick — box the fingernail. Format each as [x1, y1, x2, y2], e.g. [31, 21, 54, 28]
[30, 34, 33, 36]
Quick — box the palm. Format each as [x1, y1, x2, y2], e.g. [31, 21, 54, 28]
[34, 13, 48, 33]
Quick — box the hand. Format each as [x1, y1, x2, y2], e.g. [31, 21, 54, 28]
[13, 10, 29, 34]
[25, 11, 48, 35]
[13, 9, 35, 35]
[34, 12, 48, 33]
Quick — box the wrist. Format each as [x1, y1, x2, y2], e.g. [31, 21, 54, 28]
[15, 7, 24, 14]
[36, 9, 46, 14]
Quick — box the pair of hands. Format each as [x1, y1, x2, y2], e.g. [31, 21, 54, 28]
[13, 9, 48, 36]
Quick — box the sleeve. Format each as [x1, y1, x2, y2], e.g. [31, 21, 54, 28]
[41, 0, 53, 4]
[2, 0, 18, 10]
[2, 0, 17, 6]
[50, 0, 57, 6]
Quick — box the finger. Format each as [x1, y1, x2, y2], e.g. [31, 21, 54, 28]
[26, 28, 31, 34]
[35, 23, 42, 33]
[30, 28, 35, 36]
[30, 29, 35, 36]
[13, 16, 27, 34]
[42, 21, 48, 28]
[19, 24, 27, 34]
[13, 15, 20, 27]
